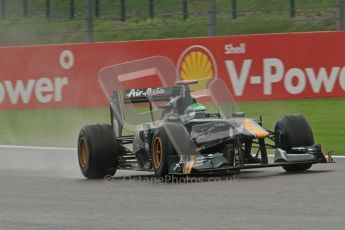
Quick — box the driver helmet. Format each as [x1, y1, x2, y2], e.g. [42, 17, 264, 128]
[185, 103, 207, 119]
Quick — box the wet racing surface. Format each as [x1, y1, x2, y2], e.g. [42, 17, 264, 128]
[0, 146, 343, 230]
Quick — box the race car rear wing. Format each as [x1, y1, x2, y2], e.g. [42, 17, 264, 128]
[109, 84, 195, 131]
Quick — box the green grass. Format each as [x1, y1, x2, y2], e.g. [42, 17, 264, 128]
[0, 0, 338, 46]
[0, 107, 109, 148]
[0, 98, 344, 155]
[240, 98, 345, 155]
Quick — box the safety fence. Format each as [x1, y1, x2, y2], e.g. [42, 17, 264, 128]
[0, 0, 342, 46]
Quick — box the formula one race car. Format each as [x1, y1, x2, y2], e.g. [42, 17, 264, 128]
[77, 57, 331, 179]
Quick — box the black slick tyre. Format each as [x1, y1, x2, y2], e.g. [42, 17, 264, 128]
[152, 128, 175, 178]
[275, 114, 314, 172]
[78, 124, 119, 179]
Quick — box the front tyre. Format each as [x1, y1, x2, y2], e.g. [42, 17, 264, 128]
[275, 115, 313, 172]
[78, 124, 119, 179]
[152, 128, 175, 178]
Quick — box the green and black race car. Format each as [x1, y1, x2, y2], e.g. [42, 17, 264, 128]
[77, 56, 332, 179]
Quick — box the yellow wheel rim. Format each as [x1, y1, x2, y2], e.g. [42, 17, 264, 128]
[153, 137, 163, 169]
[79, 138, 87, 168]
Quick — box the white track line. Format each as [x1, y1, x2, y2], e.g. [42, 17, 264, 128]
[329, 155, 345, 158]
[0, 145, 76, 151]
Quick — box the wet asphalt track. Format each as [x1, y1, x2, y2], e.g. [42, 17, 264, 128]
[0, 145, 344, 230]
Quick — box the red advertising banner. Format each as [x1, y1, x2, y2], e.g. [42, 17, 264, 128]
[1, 31, 345, 109]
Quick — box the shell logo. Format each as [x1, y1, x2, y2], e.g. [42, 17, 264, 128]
[177, 45, 217, 81]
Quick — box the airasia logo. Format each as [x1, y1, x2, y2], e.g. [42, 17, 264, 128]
[225, 58, 345, 96]
[126, 88, 165, 98]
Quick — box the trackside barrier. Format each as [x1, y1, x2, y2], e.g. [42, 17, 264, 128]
[1, 31, 345, 109]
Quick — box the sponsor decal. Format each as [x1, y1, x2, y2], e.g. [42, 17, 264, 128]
[0, 77, 68, 104]
[177, 45, 218, 81]
[224, 43, 246, 54]
[59, 50, 74, 70]
[0, 49, 70, 107]
[225, 58, 345, 96]
[126, 88, 166, 98]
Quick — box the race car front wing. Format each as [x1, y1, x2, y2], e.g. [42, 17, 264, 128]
[167, 144, 331, 175]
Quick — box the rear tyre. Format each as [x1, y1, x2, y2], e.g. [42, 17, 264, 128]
[275, 115, 313, 172]
[78, 124, 119, 179]
[152, 128, 175, 178]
